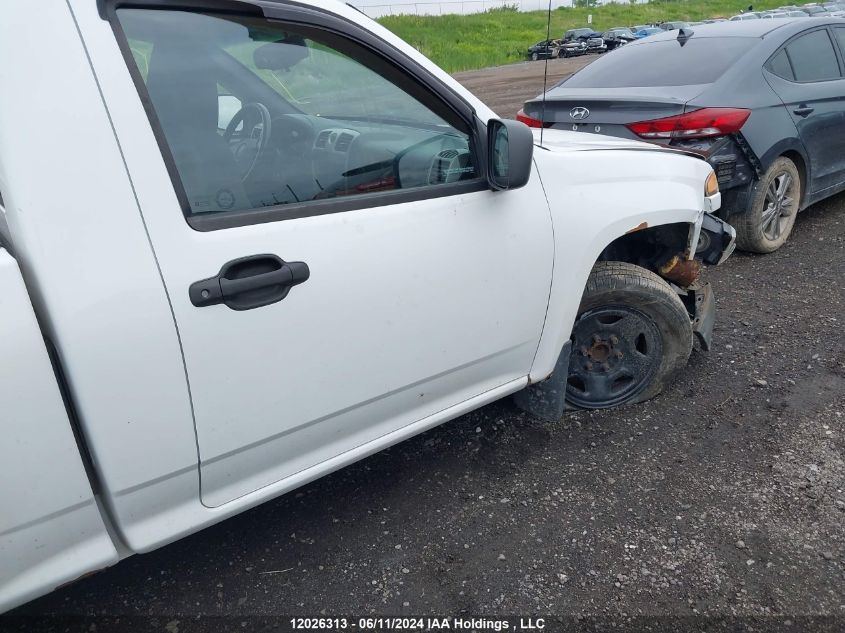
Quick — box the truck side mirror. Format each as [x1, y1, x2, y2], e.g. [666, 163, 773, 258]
[487, 118, 534, 191]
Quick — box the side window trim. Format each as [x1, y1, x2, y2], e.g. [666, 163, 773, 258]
[828, 25, 845, 73]
[821, 25, 845, 77]
[784, 48, 799, 81]
[103, 0, 488, 232]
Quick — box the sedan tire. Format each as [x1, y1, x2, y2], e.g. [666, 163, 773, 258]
[531, 52, 539, 61]
[735, 156, 801, 253]
[566, 262, 692, 409]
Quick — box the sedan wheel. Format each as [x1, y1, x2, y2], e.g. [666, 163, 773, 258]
[531, 52, 539, 61]
[762, 173, 796, 240]
[735, 156, 801, 253]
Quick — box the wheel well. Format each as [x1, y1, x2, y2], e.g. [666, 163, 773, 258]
[781, 150, 807, 206]
[597, 223, 690, 276]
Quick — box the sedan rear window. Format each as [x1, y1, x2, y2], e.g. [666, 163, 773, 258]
[562, 38, 757, 88]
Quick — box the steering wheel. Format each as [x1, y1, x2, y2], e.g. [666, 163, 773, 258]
[223, 102, 273, 182]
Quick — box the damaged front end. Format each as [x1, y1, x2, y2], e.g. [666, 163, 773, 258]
[598, 203, 735, 351]
[677, 211, 735, 351]
[514, 203, 735, 421]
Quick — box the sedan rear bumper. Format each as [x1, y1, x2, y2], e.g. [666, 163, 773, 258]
[670, 134, 760, 218]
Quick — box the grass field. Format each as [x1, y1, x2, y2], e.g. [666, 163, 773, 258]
[378, 0, 790, 72]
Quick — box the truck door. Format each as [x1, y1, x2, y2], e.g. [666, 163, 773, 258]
[98, 5, 553, 507]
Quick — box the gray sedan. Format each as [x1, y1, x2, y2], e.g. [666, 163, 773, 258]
[520, 19, 845, 253]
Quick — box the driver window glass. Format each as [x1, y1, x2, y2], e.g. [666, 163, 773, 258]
[116, 9, 478, 218]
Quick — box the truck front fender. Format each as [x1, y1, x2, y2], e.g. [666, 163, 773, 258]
[528, 146, 714, 385]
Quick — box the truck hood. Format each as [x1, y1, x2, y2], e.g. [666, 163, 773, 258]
[532, 128, 705, 162]
[532, 127, 652, 152]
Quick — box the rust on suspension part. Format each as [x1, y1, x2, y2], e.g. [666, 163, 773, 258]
[659, 254, 701, 287]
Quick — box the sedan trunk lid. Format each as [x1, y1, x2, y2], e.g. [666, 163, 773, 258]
[523, 85, 709, 141]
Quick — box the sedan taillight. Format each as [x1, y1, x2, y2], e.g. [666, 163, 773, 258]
[517, 109, 550, 128]
[626, 108, 751, 140]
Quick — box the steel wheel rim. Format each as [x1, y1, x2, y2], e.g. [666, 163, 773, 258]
[761, 171, 797, 241]
[566, 306, 662, 408]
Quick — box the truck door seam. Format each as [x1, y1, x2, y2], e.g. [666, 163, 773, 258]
[65, 0, 204, 502]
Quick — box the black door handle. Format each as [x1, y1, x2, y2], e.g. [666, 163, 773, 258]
[189, 254, 309, 310]
[793, 105, 814, 117]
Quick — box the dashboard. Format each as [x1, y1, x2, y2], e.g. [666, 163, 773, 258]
[240, 113, 474, 209]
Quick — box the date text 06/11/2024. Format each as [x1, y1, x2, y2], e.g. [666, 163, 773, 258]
[289, 617, 547, 631]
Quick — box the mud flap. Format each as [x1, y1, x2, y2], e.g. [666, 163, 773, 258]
[513, 341, 573, 421]
[689, 282, 715, 351]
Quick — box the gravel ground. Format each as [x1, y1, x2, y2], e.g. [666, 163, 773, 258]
[453, 55, 594, 117]
[5, 55, 844, 632]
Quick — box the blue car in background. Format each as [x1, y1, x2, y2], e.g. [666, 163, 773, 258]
[634, 27, 663, 38]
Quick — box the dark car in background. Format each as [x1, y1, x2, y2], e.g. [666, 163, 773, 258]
[559, 39, 588, 57]
[564, 28, 607, 53]
[563, 27, 597, 41]
[527, 39, 560, 61]
[602, 27, 637, 50]
[527, 39, 587, 60]
[520, 20, 845, 253]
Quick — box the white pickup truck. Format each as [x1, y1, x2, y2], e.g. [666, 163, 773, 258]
[0, 0, 736, 612]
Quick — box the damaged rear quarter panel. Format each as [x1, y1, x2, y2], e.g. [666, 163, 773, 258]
[529, 142, 712, 382]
